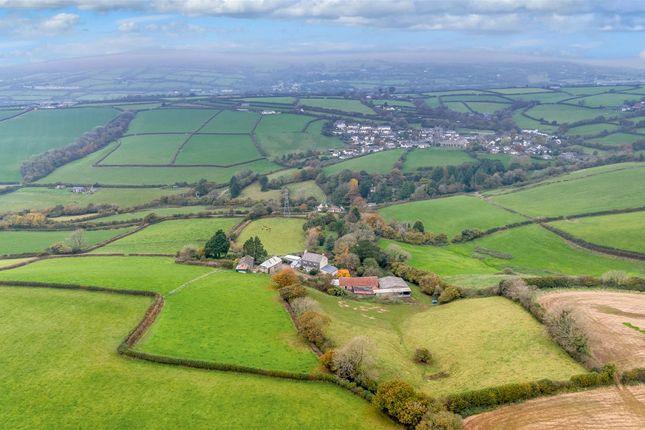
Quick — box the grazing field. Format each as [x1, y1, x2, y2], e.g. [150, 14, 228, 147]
[0, 186, 188, 213]
[239, 96, 296, 104]
[323, 149, 405, 175]
[0, 107, 119, 182]
[199, 110, 260, 133]
[588, 132, 643, 146]
[560, 85, 637, 95]
[524, 104, 614, 124]
[0, 258, 35, 269]
[565, 122, 620, 136]
[464, 101, 509, 114]
[0, 108, 21, 120]
[380, 224, 645, 278]
[512, 110, 558, 133]
[371, 99, 414, 107]
[0, 287, 395, 429]
[126, 108, 216, 133]
[464, 386, 645, 429]
[240, 180, 326, 202]
[505, 92, 572, 103]
[490, 87, 552, 94]
[312, 291, 583, 396]
[0, 227, 132, 256]
[378, 195, 524, 237]
[175, 134, 261, 165]
[256, 118, 343, 157]
[255, 113, 311, 133]
[401, 148, 475, 171]
[37, 142, 282, 185]
[81, 206, 218, 223]
[236, 218, 306, 255]
[138, 271, 318, 373]
[443, 101, 470, 113]
[92, 218, 239, 254]
[539, 290, 645, 370]
[574, 92, 642, 107]
[550, 211, 645, 253]
[300, 98, 374, 114]
[101, 134, 185, 164]
[490, 164, 645, 217]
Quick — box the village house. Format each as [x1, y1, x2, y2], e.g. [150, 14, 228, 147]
[236, 256, 255, 273]
[320, 264, 339, 276]
[299, 251, 328, 272]
[258, 256, 282, 274]
[339, 276, 380, 296]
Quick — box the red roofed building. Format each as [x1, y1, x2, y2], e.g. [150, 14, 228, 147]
[338, 276, 379, 295]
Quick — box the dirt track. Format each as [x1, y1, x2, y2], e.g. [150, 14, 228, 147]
[538, 290, 645, 370]
[464, 385, 645, 429]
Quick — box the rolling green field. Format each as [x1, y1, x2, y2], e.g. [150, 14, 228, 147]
[236, 218, 306, 255]
[0, 227, 131, 256]
[512, 110, 558, 133]
[311, 290, 583, 396]
[587, 132, 643, 146]
[323, 149, 405, 175]
[240, 180, 326, 202]
[443, 101, 470, 113]
[175, 134, 262, 165]
[138, 271, 318, 373]
[490, 87, 552, 94]
[37, 142, 282, 185]
[378, 195, 525, 237]
[560, 86, 637, 95]
[550, 211, 645, 253]
[300, 98, 374, 114]
[256, 118, 344, 157]
[101, 134, 185, 164]
[256, 113, 310, 133]
[505, 92, 572, 103]
[573, 92, 642, 107]
[0, 186, 188, 213]
[200, 110, 260, 133]
[381, 224, 645, 279]
[523, 104, 614, 124]
[240, 96, 296, 104]
[126, 108, 217, 133]
[0, 107, 119, 182]
[0, 258, 34, 268]
[490, 164, 645, 217]
[0, 287, 395, 429]
[565, 123, 620, 137]
[371, 99, 414, 107]
[465, 101, 509, 114]
[401, 148, 475, 171]
[79, 206, 217, 223]
[92, 218, 240, 254]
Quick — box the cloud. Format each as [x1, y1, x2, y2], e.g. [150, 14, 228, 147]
[40, 12, 78, 32]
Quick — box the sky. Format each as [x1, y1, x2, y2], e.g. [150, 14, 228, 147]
[0, 0, 644, 67]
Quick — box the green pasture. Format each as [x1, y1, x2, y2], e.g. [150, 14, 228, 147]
[241, 180, 325, 202]
[300, 98, 374, 115]
[0, 227, 131, 256]
[323, 149, 405, 175]
[127, 109, 216, 134]
[523, 104, 615, 124]
[81, 206, 218, 223]
[175, 134, 262, 165]
[560, 86, 637, 96]
[255, 113, 311, 133]
[565, 123, 620, 137]
[573, 92, 642, 107]
[102, 134, 185, 165]
[240, 96, 296, 104]
[587, 132, 643, 146]
[200, 110, 260, 133]
[256, 119, 343, 157]
[92, 218, 240, 254]
[512, 110, 558, 133]
[489, 87, 552, 94]
[443, 101, 470, 113]
[401, 148, 475, 171]
[236, 217, 306, 255]
[371, 99, 414, 107]
[505, 92, 572, 103]
[465, 102, 510, 114]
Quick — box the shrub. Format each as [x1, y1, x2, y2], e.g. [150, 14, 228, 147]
[272, 268, 300, 288]
[419, 274, 443, 296]
[414, 347, 433, 364]
[600, 270, 629, 286]
[438, 285, 461, 304]
[416, 410, 463, 430]
[621, 368, 645, 385]
[545, 309, 588, 362]
[373, 380, 428, 426]
[297, 311, 330, 349]
[319, 349, 335, 370]
[279, 284, 307, 302]
[48, 241, 73, 255]
[178, 245, 200, 260]
[290, 296, 321, 316]
[327, 286, 348, 296]
[331, 336, 374, 380]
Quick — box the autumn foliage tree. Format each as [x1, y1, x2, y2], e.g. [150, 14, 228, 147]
[271, 268, 300, 288]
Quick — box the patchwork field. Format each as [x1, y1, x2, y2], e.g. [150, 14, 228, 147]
[465, 101, 509, 114]
[464, 386, 645, 429]
[101, 134, 184, 165]
[126, 108, 217, 134]
[401, 148, 475, 171]
[588, 132, 643, 146]
[300, 98, 374, 115]
[138, 271, 318, 373]
[176, 134, 261, 165]
[550, 211, 645, 253]
[378, 195, 525, 237]
[240, 180, 326, 202]
[79, 206, 218, 223]
[574, 92, 642, 107]
[255, 115, 343, 157]
[539, 290, 645, 370]
[0, 227, 131, 256]
[523, 104, 614, 124]
[0, 186, 188, 213]
[200, 110, 259, 133]
[323, 149, 405, 175]
[311, 291, 583, 396]
[92, 218, 240, 254]
[565, 123, 620, 137]
[236, 217, 306, 255]
[0, 286, 395, 429]
[0, 107, 119, 182]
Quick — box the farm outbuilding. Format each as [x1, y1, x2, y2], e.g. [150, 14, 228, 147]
[258, 256, 282, 274]
[236, 256, 255, 273]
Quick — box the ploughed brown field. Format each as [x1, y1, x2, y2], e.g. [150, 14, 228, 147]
[538, 291, 645, 370]
[464, 385, 645, 429]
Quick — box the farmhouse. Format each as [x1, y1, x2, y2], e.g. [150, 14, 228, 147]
[299, 251, 328, 272]
[320, 264, 339, 276]
[258, 256, 282, 274]
[236, 256, 255, 273]
[377, 276, 412, 298]
[339, 276, 379, 296]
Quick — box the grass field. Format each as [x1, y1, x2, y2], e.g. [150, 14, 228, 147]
[505, 92, 573, 103]
[240, 96, 296, 104]
[0, 287, 395, 429]
[560, 86, 637, 95]
[0, 186, 188, 213]
[102, 134, 185, 164]
[175, 134, 262, 165]
[81, 206, 217, 223]
[401, 148, 475, 171]
[37, 142, 281, 185]
[0, 107, 119, 182]
[512, 110, 559, 133]
[573, 93, 642, 107]
[443, 101, 470, 113]
[465, 102, 509, 114]
[550, 211, 645, 253]
[236, 218, 306, 255]
[0, 227, 131, 256]
[241, 180, 326, 202]
[256, 118, 344, 157]
[490, 164, 645, 217]
[523, 104, 614, 124]
[0, 258, 34, 268]
[323, 149, 405, 175]
[300, 98, 374, 115]
[490, 87, 552, 94]
[138, 271, 318, 373]
[126, 108, 216, 134]
[311, 290, 583, 396]
[378, 195, 525, 237]
[587, 132, 643, 146]
[200, 110, 260, 133]
[371, 99, 414, 107]
[565, 123, 620, 137]
[92, 218, 240, 254]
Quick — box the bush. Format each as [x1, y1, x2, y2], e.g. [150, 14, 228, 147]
[290, 296, 321, 316]
[545, 309, 589, 362]
[438, 285, 461, 304]
[331, 336, 374, 381]
[600, 270, 629, 286]
[621, 368, 645, 385]
[319, 349, 335, 369]
[419, 274, 443, 296]
[48, 241, 73, 255]
[416, 410, 463, 430]
[297, 311, 330, 349]
[570, 364, 615, 388]
[327, 286, 348, 296]
[373, 380, 428, 426]
[278, 284, 307, 302]
[414, 347, 433, 364]
[178, 245, 200, 260]
[272, 267, 300, 288]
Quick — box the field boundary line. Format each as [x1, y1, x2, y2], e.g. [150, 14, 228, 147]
[170, 110, 222, 164]
[0, 107, 33, 123]
[168, 269, 219, 296]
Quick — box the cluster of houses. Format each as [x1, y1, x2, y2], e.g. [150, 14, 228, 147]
[55, 184, 96, 194]
[481, 129, 561, 159]
[620, 100, 645, 112]
[235, 250, 411, 298]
